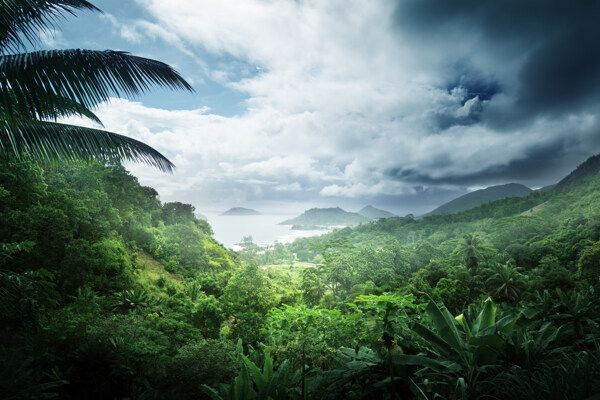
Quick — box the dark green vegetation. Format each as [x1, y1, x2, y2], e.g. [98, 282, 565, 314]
[0, 160, 242, 399]
[0, 0, 193, 171]
[5, 1, 595, 399]
[555, 154, 600, 190]
[235, 155, 600, 399]
[426, 183, 532, 216]
[3, 155, 598, 399]
[221, 207, 261, 216]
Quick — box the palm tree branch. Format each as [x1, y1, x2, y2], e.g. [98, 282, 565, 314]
[0, 120, 174, 172]
[0, 87, 103, 125]
[0, 0, 100, 53]
[0, 49, 194, 118]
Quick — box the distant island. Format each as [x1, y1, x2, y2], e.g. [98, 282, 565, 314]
[220, 207, 261, 216]
[425, 183, 532, 216]
[280, 206, 395, 229]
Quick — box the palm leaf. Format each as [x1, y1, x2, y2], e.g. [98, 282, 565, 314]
[0, 120, 174, 172]
[0, 0, 100, 53]
[0, 49, 194, 124]
[1, 87, 102, 125]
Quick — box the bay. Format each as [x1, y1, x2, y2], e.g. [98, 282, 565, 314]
[200, 212, 329, 250]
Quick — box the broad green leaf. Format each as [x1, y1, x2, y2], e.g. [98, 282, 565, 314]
[425, 301, 465, 356]
[472, 297, 496, 334]
[241, 354, 267, 392]
[263, 351, 273, 380]
[455, 313, 471, 338]
[234, 364, 257, 400]
[200, 384, 225, 400]
[392, 354, 460, 373]
[413, 323, 454, 357]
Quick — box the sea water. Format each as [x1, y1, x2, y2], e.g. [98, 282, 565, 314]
[200, 212, 329, 250]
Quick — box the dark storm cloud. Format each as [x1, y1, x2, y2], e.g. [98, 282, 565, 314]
[368, 188, 470, 216]
[445, 66, 501, 105]
[394, 0, 600, 125]
[387, 139, 572, 187]
[517, 26, 600, 116]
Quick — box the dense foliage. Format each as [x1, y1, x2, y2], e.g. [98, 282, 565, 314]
[0, 159, 246, 399]
[4, 1, 596, 399]
[2, 157, 600, 399]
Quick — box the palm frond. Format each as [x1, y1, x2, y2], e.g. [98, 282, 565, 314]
[0, 120, 175, 172]
[0, 87, 102, 125]
[0, 0, 100, 53]
[0, 50, 194, 118]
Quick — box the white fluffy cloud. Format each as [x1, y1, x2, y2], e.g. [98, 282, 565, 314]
[79, 0, 600, 214]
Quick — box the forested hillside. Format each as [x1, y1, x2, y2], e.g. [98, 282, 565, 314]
[425, 183, 532, 216]
[235, 161, 600, 399]
[0, 159, 263, 399]
[2, 158, 600, 399]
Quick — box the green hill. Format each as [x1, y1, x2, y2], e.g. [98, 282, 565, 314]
[4, 157, 600, 400]
[426, 183, 533, 216]
[555, 153, 600, 190]
[279, 207, 369, 227]
[282, 154, 600, 265]
[357, 205, 396, 220]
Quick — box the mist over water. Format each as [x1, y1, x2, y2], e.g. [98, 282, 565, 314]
[200, 212, 329, 249]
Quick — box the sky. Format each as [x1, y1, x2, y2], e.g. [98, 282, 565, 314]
[52, 0, 600, 215]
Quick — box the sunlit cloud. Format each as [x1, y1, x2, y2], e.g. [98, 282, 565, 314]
[66, 0, 600, 214]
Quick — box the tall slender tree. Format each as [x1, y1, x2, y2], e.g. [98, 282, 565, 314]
[454, 233, 495, 270]
[0, 0, 193, 171]
[485, 263, 527, 303]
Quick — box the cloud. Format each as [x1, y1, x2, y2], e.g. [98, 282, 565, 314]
[275, 182, 302, 192]
[392, 0, 600, 125]
[100, 13, 200, 61]
[72, 1, 600, 214]
[39, 29, 68, 48]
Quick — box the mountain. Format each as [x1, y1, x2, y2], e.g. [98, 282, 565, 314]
[357, 205, 396, 220]
[279, 207, 369, 227]
[220, 207, 261, 216]
[426, 183, 533, 216]
[555, 154, 600, 190]
[283, 154, 600, 271]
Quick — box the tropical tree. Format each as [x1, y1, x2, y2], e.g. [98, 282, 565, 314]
[577, 239, 600, 281]
[453, 233, 495, 270]
[485, 263, 528, 303]
[394, 297, 520, 398]
[0, 0, 193, 171]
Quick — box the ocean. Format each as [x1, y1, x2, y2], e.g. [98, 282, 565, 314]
[200, 212, 329, 249]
